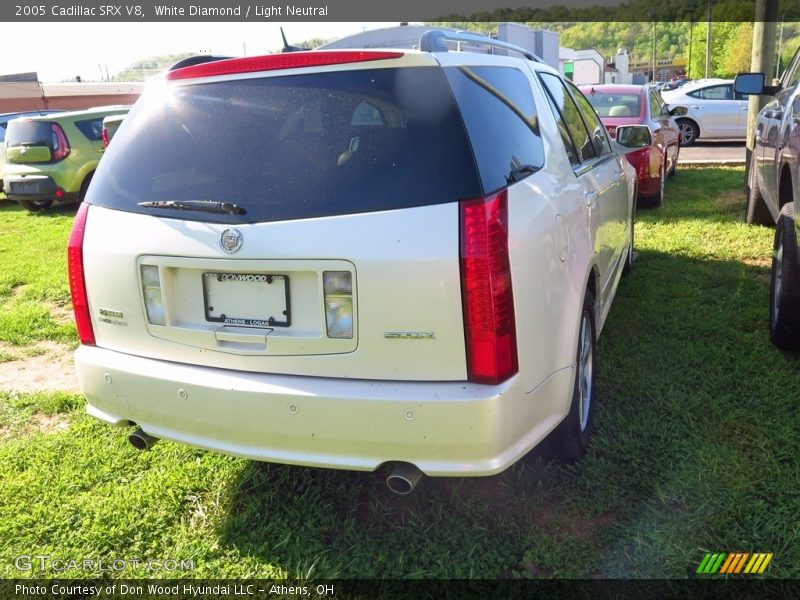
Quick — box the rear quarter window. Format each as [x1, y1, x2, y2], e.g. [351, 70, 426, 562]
[74, 118, 104, 141]
[444, 66, 544, 193]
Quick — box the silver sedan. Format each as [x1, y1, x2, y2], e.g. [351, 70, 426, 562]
[661, 79, 749, 145]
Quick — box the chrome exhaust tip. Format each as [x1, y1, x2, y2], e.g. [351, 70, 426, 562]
[128, 428, 159, 451]
[386, 462, 423, 495]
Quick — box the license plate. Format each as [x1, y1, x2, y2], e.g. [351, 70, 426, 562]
[202, 273, 290, 327]
[12, 181, 39, 193]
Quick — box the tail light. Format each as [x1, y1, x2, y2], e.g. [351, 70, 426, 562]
[140, 265, 166, 326]
[323, 271, 353, 339]
[460, 190, 518, 385]
[101, 126, 110, 148]
[67, 203, 95, 345]
[51, 123, 70, 161]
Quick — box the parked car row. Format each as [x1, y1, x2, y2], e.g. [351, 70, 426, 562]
[735, 46, 800, 351]
[2, 106, 128, 211]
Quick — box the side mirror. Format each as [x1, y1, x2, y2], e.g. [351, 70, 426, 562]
[734, 72, 766, 96]
[669, 105, 688, 117]
[616, 125, 652, 149]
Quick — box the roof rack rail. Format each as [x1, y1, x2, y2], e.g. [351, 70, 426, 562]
[419, 30, 543, 63]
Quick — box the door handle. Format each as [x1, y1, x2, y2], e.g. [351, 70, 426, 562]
[691, 105, 702, 110]
[585, 190, 598, 207]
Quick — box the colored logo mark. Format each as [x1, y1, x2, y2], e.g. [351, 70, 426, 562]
[696, 552, 773, 575]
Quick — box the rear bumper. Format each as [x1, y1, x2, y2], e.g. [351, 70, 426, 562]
[636, 173, 661, 197]
[4, 174, 56, 200]
[3, 174, 77, 203]
[76, 345, 574, 476]
[624, 150, 660, 197]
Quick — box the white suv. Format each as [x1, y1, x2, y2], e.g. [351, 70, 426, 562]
[69, 31, 635, 493]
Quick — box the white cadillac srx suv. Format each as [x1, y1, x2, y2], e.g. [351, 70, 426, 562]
[69, 31, 636, 493]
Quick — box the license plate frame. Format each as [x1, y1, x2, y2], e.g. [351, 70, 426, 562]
[13, 181, 39, 194]
[202, 272, 290, 328]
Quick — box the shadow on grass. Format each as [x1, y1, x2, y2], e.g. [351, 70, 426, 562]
[211, 244, 798, 578]
[0, 197, 80, 218]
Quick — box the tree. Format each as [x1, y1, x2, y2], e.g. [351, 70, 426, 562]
[112, 53, 195, 81]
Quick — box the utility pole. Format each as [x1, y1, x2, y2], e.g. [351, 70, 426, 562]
[745, 0, 779, 184]
[652, 16, 657, 82]
[704, 0, 712, 78]
[776, 15, 785, 79]
[687, 11, 695, 78]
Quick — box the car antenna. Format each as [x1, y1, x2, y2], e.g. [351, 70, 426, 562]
[280, 27, 304, 53]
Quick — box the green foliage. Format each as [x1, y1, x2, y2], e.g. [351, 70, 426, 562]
[112, 52, 196, 81]
[434, 3, 799, 80]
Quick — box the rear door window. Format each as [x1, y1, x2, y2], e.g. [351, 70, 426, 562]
[688, 85, 733, 100]
[568, 81, 613, 157]
[87, 67, 482, 224]
[539, 73, 597, 163]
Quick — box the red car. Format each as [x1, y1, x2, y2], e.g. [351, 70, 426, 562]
[580, 84, 682, 207]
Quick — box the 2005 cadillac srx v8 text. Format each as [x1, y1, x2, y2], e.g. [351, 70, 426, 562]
[69, 31, 636, 493]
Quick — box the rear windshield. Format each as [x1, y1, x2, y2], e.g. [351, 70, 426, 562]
[5, 120, 53, 148]
[583, 91, 641, 118]
[87, 67, 483, 224]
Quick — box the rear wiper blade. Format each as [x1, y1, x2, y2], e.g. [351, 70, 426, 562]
[137, 200, 246, 215]
[506, 164, 540, 183]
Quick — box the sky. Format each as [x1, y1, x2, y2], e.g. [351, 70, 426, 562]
[0, 22, 394, 82]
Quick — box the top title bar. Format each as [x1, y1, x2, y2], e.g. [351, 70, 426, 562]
[1, 0, 797, 22]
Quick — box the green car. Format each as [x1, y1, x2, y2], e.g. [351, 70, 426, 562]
[3, 106, 129, 211]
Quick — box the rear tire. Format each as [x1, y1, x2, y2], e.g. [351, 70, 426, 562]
[745, 154, 773, 226]
[769, 203, 800, 350]
[668, 145, 679, 177]
[554, 290, 597, 461]
[677, 119, 699, 146]
[18, 199, 53, 212]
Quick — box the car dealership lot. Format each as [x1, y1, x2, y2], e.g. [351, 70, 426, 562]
[0, 168, 798, 578]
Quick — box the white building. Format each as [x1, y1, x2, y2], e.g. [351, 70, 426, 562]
[570, 49, 606, 85]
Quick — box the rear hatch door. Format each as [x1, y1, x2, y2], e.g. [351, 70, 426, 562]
[82, 53, 481, 381]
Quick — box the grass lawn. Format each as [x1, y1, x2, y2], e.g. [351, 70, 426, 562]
[0, 171, 798, 579]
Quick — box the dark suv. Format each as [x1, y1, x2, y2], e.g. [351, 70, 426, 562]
[735, 47, 800, 349]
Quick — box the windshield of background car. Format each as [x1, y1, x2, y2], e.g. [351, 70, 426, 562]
[86, 67, 483, 224]
[583, 91, 641, 118]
